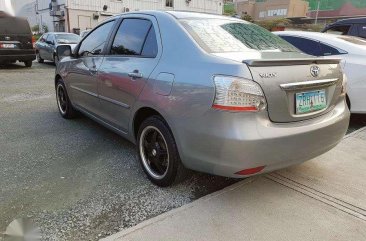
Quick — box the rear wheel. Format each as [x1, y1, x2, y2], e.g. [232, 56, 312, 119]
[24, 61, 32, 67]
[56, 79, 77, 119]
[137, 116, 187, 187]
[37, 53, 44, 63]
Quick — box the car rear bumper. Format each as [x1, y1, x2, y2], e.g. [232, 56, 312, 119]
[0, 50, 36, 62]
[175, 99, 350, 178]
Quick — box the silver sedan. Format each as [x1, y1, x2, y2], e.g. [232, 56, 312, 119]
[54, 11, 350, 186]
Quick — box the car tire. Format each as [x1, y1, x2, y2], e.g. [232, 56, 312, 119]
[24, 61, 32, 68]
[37, 53, 44, 63]
[55, 79, 77, 119]
[137, 116, 187, 187]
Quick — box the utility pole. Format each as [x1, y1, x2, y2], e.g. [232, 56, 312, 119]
[315, 0, 321, 25]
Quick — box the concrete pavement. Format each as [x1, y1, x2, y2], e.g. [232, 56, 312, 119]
[102, 127, 366, 241]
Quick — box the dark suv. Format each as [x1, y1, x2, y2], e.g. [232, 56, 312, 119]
[322, 17, 366, 39]
[0, 12, 36, 67]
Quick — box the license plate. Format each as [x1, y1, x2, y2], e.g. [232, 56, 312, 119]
[1, 44, 15, 48]
[295, 90, 327, 114]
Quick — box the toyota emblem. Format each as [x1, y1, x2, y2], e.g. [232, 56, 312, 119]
[310, 66, 320, 77]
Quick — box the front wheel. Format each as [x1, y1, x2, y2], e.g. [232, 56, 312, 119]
[137, 116, 187, 187]
[55, 80, 77, 119]
[37, 53, 44, 63]
[24, 61, 32, 67]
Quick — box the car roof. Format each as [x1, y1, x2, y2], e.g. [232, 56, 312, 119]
[274, 31, 366, 53]
[332, 17, 366, 25]
[114, 10, 235, 20]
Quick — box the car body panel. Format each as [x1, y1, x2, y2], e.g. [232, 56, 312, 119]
[56, 11, 349, 178]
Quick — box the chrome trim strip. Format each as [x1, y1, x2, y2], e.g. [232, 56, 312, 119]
[70, 85, 98, 97]
[280, 78, 339, 91]
[99, 95, 130, 109]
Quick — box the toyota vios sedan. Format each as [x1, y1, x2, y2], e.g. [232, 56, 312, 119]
[54, 11, 350, 186]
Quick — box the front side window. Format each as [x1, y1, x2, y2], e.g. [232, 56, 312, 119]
[324, 25, 351, 35]
[181, 19, 298, 53]
[78, 20, 115, 57]
[280, 36, 320, 56]
[110, 18, 158, 57]
[46, 34, 54, 44]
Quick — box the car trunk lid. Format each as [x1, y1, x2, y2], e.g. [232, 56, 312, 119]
[244, 53, 343, 123]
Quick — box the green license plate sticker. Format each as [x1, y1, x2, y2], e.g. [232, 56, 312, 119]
[295, 90, 327, 114]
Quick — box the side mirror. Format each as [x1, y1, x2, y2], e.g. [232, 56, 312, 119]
[57, 45, 72, 60]
[46, 40, 54, 45]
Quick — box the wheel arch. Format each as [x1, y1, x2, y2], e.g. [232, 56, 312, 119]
[133, 107, 166, 141]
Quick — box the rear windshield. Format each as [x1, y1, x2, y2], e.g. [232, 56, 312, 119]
[55, 34, 81, 44]
[181, 19, 298, 53]
[0, 17, 31, 35]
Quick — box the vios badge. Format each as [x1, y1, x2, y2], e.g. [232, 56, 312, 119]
[310, 66, 320, 77]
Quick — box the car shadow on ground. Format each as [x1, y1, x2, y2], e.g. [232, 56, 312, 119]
[348, 114, 366, 134]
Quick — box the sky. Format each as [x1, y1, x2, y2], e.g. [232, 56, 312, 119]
[0, 0, 15, 15]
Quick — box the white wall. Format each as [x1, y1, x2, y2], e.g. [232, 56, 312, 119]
[67, 0, 223, 14]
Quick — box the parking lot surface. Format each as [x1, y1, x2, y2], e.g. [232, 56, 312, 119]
[0, 62, 365, 241]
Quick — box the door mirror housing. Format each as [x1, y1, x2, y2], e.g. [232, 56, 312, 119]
[57, 45, 72, 60]
[46, 40, 54, 45]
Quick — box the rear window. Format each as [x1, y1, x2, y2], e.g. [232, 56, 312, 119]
[0, 17, 31, 35]
[55, 34, 81, 44]
[181, 19, 298, 53]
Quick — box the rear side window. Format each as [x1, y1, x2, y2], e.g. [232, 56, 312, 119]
[319, 43, 346, 56]
[357, 24, 366, 38]
[280, 36, 321, 56]
[324, 25, 351, 35]
[181, 19, 298, 53]
[78, 20, 115, 56]
[110, 18, 157, 57]
[0, 17, 31, 34]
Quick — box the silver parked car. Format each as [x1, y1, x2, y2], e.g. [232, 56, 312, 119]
[35, 32, 80, 64]
[54, 11, 350, 186]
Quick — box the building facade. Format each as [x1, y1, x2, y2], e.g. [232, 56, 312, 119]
[19, 0, 223, 33]
[306, 0, 366, 20]
[234, 0, 308, 20]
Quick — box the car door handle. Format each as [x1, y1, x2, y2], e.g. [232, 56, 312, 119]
[128, 71, 143, 79]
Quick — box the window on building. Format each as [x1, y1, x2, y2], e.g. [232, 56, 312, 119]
[280, 36, 321, 56]
[110, 19, 158, 57]
[78, 20, 115, 56]
[166, 0, 174, 8]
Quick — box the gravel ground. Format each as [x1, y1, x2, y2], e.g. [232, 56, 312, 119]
[0, 62, 365, 241]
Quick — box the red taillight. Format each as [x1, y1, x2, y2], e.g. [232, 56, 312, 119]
[235, 166, 265, 175]
[212, 105, 258, 112]
[212, 76, 266, 112]
[32, 36, 36, 48]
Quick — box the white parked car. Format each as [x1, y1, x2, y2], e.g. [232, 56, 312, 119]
[275, 31, 366, 114]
